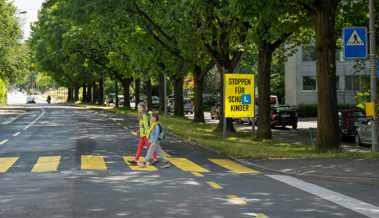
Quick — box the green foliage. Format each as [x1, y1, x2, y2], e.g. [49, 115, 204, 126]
[0, 77, 6, 104]
[0, 0, 25, 85]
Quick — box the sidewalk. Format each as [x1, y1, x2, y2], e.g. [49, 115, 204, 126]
[250, 158, 379, 182]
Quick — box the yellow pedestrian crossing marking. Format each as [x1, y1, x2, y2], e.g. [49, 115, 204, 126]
[0, 157, 18, 173]
[243, 212, 269, 218]
[253, 213, 269, 218]
[123, 156, 157, 171]
[191, 172, 204, 177]
[209, 159, 259, 174]
[207, 181, 223, 190]
[32, 156, 61, 173]
[81, 155, 107, 171]
[167, 157, 209, 173]
[162, 150, 172, 158]
[227, 195, 247, 205]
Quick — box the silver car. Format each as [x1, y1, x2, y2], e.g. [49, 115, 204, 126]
[355, 118, 374, 146]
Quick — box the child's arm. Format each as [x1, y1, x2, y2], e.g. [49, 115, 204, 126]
[149, 125, 160, 145]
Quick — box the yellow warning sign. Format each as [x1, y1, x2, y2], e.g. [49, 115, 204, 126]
[224, 74, 254, 118]
[365, 102, 376, 119]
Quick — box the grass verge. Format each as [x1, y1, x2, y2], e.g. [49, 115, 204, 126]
[87, 106, 379, 159]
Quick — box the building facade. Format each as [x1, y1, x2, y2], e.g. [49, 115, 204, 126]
[285, 45, 369, 106]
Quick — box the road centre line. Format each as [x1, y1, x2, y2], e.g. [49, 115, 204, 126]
[1, 112, 25, 125]
[23, 108, 46, 130]
[268, 175, 379, 218]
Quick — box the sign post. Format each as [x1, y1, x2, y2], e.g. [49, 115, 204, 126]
[223, 74, 255, 137]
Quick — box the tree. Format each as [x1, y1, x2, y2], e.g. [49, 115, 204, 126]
[298, 0, 341, 151]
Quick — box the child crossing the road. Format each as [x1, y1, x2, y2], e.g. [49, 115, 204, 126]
[128, 102, 156, 165]
[138, 112, 171, 168]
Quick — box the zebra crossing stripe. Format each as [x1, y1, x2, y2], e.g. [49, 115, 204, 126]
[0, 157, 18, 173]
[81, 155, 107, 171]
[32, 156, 61, 173]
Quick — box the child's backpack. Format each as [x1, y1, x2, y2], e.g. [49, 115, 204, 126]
[157, 123, 166, 140]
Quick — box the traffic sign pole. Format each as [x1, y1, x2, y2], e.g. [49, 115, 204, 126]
[369, 0, 379, 152]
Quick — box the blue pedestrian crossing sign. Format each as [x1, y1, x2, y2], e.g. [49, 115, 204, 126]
[343, 27, 367, 60]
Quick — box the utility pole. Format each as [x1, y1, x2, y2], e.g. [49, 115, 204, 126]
[369, 0, 379, 152]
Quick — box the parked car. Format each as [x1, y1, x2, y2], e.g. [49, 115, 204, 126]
[152, 96, 160, 108]
[355, 118, 374, 146]
[338, 109, 365, 138]
[184, 98, 193, 114]
[270, 105, 298, 129]
[26, 95, 36, 104]
[235, 95, 280, 124]
[167, 97, 193, 114]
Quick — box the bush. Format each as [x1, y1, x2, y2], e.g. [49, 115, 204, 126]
[297, 104, 317, 118]
[0, 78, 7, 104]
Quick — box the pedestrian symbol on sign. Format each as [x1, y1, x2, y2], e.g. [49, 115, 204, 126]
[241, 94, 251, 105]
[347, 30, 364, 46]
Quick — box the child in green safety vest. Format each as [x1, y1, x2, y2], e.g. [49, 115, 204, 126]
[128, 102, 156, 165]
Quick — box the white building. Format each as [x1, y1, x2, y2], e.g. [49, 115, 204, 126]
[285, 45, 369, 106]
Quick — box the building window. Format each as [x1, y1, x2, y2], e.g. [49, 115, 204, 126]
[302, 45, 316, 61]
[345, 75, 369, 91]
[303, 76, 317, 91]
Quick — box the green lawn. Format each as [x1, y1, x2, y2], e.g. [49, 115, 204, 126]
[91, 106, 379, 159]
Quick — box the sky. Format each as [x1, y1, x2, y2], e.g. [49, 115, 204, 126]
[13, 0, 45, 40]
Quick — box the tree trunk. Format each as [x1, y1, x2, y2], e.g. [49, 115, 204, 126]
[115, 80, 119, 108]
[257, 43, 274, 139]
[311, 0, 340, 151]
[67, 86, 74, 103]
[216, 68, 235, 133]
[146, 80, 153, 111]
[134, 78, 141, 110]
[87, 82, 92, 104]
[92, 81, 97, 104]
[74, 86, 79, 102]
[98, 78, 104, 105]
[82, 83, 87, 103]
[174, 76, 184, 116]
[193, 65, 205, 122]
[122, 78, 132, 109]
[159, 74, 165, 113]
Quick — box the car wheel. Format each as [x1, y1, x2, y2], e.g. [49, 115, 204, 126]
[292, 123, 298, 130]
[355, 133, 362, 147]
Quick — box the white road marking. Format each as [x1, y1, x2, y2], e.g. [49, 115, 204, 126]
[23, 108, 46, 131]
[12, 132, 21, 137]
[1, 113, 24, 125]
[0, 139, 9, 145]
[268, 175, 379, 218]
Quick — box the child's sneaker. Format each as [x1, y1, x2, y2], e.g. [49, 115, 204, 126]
[128, 160, 138, 165]
[159, 161, 171, 169]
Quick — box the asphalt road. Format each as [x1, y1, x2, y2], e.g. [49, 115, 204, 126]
[0, 105, 378, 218]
